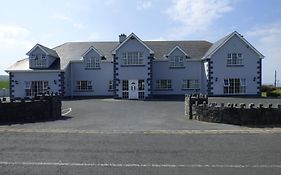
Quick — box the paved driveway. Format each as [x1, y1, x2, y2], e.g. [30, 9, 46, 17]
[2, 97, 280, 131]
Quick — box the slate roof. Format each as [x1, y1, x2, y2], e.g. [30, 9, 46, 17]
[35, 44, 59, 58]
[6, 36, 224, 71]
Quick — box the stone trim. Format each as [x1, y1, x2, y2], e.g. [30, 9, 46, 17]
[257, 59, 262, 95]
[207, 60, 213, 95]
[147, 54, 153, 97]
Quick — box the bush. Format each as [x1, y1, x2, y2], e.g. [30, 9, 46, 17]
[261, 85, 276, 93]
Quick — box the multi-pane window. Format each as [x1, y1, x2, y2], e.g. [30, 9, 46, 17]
[122, 80, 129, 99]
[76, 81, 92, 91]
[86, 57, 100, 68]
[122, 52, 144, 65]
[156, 80, 172, 89]
[25, 81, 48, 97]
[138, 80, 145, 99]
[182, 80, 199, 89]
[170, 56, 184, 67]
[227, 53, 243, 65]
[30, 54, 47, 67]
[109, 80, 113, 90]
[224, 78, 246, 94]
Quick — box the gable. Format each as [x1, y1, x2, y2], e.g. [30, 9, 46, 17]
[26, 44, 59, 58]
[167, 46, 189, 58]
[203, 31, 264, 59]
[82, 46, 103, 59]
[112, 33, 154, 54]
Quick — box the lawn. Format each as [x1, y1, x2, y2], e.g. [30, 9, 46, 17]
[0, 81, 9, 89]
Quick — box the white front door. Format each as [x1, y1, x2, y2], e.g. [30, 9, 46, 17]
[129, 80, 138, 99]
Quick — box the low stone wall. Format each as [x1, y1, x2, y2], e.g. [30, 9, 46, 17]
[185, 94, 208, 119]
[0, 95, 61, 123]
[192, 103, 281, 125]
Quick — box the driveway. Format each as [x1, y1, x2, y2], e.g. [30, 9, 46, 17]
[1, 98, 242, 131]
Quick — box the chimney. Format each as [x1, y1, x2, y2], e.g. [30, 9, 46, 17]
[119, 34, 127, 43]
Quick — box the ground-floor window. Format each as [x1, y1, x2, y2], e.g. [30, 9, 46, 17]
[224, 78, 246, 94]
[156, 80, 172, 89]
[76, 81, 92, 91]
[25, 81, 49, 97]
[122, 80, 129, 99]
[138, 80, 145, 99]
[182, 79, 199, 90]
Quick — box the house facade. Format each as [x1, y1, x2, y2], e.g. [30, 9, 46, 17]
[6, 31, 264, 100]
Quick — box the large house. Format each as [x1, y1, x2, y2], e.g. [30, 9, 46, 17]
[6, 31, 264, 100]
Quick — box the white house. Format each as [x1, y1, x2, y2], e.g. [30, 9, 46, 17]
[6, 31, 264, 100]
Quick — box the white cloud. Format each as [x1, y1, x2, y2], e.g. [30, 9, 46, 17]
[137, 0, 152, 10]
[0, 25, 34, 74]
[246, 23, 281, 85]
[51, 13, 84, 29]
[166, 0, 233, 38]
[0, 25, 33, 49]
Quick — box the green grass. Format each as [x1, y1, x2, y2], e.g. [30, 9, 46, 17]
[272, 88, 281, 96]
[0, 81, 9, 89]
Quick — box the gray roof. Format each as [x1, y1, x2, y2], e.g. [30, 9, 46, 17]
[203, 32, 234, 59]
[52, 40, 212, 69]
[37, 44, 59, 58]
[7, 39, 216, 71]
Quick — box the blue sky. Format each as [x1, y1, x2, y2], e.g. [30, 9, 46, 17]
[0, 0, 280, 84]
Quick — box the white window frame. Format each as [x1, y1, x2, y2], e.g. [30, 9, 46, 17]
[182, 79, 199, 90]
[86, 57, 100, 68]
[76, 81, 93, 91]
[156, 80, 172, 89]
[223, 78, 246, 94]
[30, 54, 47, 67]
[122, 52, 144, 65]
[170, 56, 184, 67]
[25, 81, 49, 97]
[227, 53, 243, 66]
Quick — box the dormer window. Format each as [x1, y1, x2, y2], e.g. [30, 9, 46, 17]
[30, 54, 47, 67]
[86, 57, 100, 68]
[170, 56, 184, 67]
[227, 53, 243, 66]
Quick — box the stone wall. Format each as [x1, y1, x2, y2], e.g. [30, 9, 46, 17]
[192, 102, 281, 125]
[0, 95, 61, 123]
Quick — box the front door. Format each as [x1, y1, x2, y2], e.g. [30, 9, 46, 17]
[129, 80, 138, 99]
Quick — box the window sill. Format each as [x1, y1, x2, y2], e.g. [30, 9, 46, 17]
[226, 65, 244, 67]
[182, 88, 200, 91]
[169, 66, 185, 69]
[154, 88, 173, 91]
[85, 67, 101, 70]
[121, 64, 146, 67]
[74, 90, 94, 92]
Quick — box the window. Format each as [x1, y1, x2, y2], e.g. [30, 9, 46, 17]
[170, 56, 184, 67]
[227, 53, 243, 66]
[156, 80, 172, 89]
[76, 81, 92, 91]
[138, 80, 145, 99]
[122, 52, 144, 65]
[109, 80, 113, 90]
[122, 80, 129, 99]
[182, 80, 199, 89]
[224, 78, 246, 94]
[25, 81, 48, 97]
[86, 57, 100, 68]
[30, 54, 47, 67]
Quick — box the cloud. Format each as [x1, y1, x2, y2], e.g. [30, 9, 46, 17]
[51, 13, 84, 29]
[246, 22, 281, 84]
[166, 0, 233, 38]
[0, 25, 33, 49]
[137, 0, 152, 10]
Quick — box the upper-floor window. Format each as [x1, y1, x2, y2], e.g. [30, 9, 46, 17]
[170, 56, 184, 67]
[156, 80, 172, 89]
[227, 53, 243, 66]
[182, 79, 199, 89]
[76, 81, 92, 91]
[86, 57, 100, 68]
[122, 51, 144, 65]
[30, 54, 47, 67]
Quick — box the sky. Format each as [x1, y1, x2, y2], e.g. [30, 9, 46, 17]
[0, 0, 280, 85]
